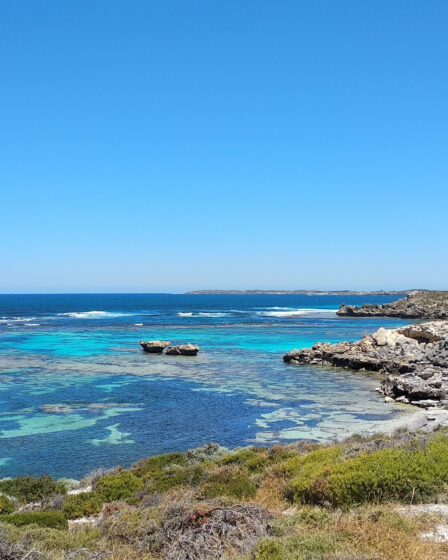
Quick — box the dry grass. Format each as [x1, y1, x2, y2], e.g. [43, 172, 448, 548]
[252, 505, 448, 560]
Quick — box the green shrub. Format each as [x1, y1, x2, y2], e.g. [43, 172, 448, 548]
[96, 471, 143, 502]
[144, 464, 204, 493]
[2, 511, 67, 529]
[200, 467, 257, 500]
[283, 446, 343, 504]
[133, 452, 186, 477]
[220, 447, 269, 472]
[2, 524, 100, 552]
[255, 533, 342, 560]
[0, 494, 15, 514]
[0, 476, 66, 503]
[63, 492, 104, 519]
[287, 434, 448, 507]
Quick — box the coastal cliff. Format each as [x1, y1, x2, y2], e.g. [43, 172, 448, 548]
[337, 291, 448, 319]
[284, 321, 448, 407]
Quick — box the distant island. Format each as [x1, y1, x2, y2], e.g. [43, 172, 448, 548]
[186, 289, 422, 296]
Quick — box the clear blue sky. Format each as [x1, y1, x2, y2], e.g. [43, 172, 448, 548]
[1, 1, 447, 293]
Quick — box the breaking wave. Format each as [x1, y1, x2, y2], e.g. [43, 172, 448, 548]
[0, 316, 37, 324]
[177, 312, 230, 318]
[257, 308, 337, 318]
[58, 311, 134, 319]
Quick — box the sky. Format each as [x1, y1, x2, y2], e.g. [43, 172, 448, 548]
[1, 0, 447, 293]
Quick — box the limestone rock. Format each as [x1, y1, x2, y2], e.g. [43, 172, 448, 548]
[284, 320, 448, 407]
[337, 291, 448, 320]
[165, 344, 200, 356]
[139, 341, 171, 353]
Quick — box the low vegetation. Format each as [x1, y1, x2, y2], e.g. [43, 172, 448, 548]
[0, 476, 66, 504]
[1, 430, 448, 559]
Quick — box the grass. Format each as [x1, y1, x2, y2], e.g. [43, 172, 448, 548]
[253, 506, 448, 560]
[2, 430, 448, 559]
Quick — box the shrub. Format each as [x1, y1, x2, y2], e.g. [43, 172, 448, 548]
[254, 533, 343, 560]
[186, 443, 229, 464]
[282, 446, 343, 504]
[0, 495, 15, 514]
[95, 471, 143, 502]
[2, 511, 67, 530]
[0, 540, 44, 560]
[103, 505, 162, 550]
[144, 464, 204, 493]
[62, 493, 103, 519]
[287, 434, 448, 507]
[2, 524, 101, 553]
[200, 467, 257, 500]
[220, 447, 269, 472]
[0, 477, 66, 503]
[133, 453, 186, 477]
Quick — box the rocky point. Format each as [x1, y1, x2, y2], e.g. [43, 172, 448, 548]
[284, 321, 448, 408]
[337, 291, 448, 319]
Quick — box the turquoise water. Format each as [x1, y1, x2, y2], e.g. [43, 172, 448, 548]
[0, 294, 413, 478]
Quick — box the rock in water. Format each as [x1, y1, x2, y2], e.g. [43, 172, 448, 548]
[165, 344, 200, 356]
[337, 291, 448, 319]
[284, 321, 448, 408]
[140, 340, 171, 353]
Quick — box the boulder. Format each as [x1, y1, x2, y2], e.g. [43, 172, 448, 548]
[165, 344, 200, 356]
[140, 341, 171, 354]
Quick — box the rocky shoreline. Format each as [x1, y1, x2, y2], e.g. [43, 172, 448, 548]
[284, 321, 448, 408]
[337, 290, 448, 319]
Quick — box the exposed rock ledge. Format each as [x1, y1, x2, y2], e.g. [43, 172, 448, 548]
[337, 291, 448, 319]
[165, 344, 200, 356]
[140, 341, 200, 356]
[140, 340, 171, 353]
[284, 321, 448, 408]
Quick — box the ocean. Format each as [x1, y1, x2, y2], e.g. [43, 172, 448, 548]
[0, 293, 414, 479]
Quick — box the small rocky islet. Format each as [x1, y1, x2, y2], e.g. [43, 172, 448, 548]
[139, 340, 200, 356]
[285, 291, 448, 409]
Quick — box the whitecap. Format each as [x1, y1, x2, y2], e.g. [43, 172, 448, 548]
[0, 316, 37, 324]
[57, 311, 133, 319]
[256, 308, 336, 318]
[198, 312, 229, 318]
[177, 312, 229, 318]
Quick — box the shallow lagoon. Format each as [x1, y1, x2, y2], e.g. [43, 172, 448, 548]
[0, 294, 415, 478]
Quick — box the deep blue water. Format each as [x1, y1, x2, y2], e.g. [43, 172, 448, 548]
[0, 294, 414, 479]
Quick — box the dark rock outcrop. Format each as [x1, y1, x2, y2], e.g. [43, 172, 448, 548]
[284, 321, 448, 408]
[337, 291, 448, 319]
[139, 341, 171, 353]
[165, 344, 200, 356]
